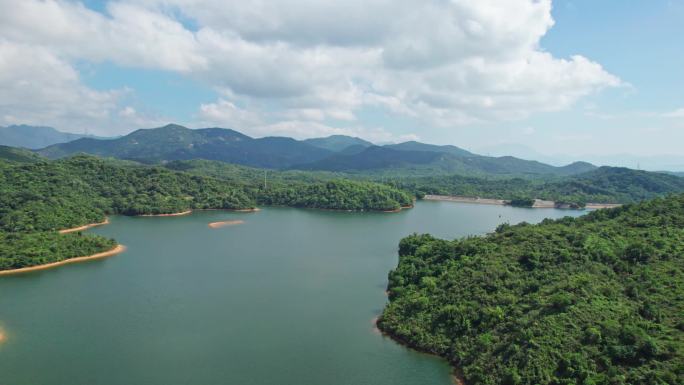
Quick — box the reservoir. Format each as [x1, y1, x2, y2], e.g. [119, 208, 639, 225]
[0, 201, 583, 385]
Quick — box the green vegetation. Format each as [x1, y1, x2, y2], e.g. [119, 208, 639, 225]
[0, 155, 413, 271]
[0, 232, 116, 271]
[379, 195, 684, 385]
[0, 145, 45, 163]
[38, 124, 334, 168]
[39, 123, 597, 177]
[391, 167, 684, 205]
[257, 180, 413, 211]
[0, 155, 254, 232]
[0, 155, 255, 270]
[509, 198, 536, 207]
[165, 159, 413, 210]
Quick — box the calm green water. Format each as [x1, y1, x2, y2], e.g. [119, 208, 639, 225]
[0, 201, 584, 385]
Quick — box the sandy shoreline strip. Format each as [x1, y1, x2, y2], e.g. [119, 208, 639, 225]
[233, 208, 260, 212]
[194, 207, 261, 212]
[424, 194, 621, 210]
[586, 203, 622, 209]
[59, 218, 110, 234]
[208, 220, 244, 229]
[139, 210, 193, 217]
[424, 195, 507, 205]
[0, 330, 5, 344]
[0, 245, 127, 276]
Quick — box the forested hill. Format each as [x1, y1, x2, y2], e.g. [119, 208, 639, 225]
[38, 124, 334, 168]
[379, 195, 684, 385]
[0, 156, 256, 270]
[293, 145, 595, 176]
[392, 166, 684, 204]
[0, 156, 413, 270]
[0, 156, 256, 233]
[0, 145, 45, 163]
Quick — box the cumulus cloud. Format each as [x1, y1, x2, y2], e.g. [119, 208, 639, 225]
[0, 40, 120, 130]
[0, 0, 622, 138]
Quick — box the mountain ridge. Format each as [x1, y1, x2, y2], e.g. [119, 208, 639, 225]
[37, 123, 597, 176]
[0, 125, 108, 149]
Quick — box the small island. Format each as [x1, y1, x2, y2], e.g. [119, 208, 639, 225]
[208, 220, 244, 228]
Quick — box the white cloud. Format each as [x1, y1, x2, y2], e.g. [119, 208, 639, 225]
[0, 40, 168, 135]
[663, 108, 684, 118]
[198, 99, 263, 129]
[0, 40, 120, 131]
[0, 0, 622, 137]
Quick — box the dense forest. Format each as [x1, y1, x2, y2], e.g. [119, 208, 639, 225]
[256, 180, 413, 211]
[165, 159, 413, 210]
[0, 156, 413, 270]
[379, 195, 684, 385]
[390, 167, 684, 205]
[165, 159, 684, 206]
[0, 155, 255, 232]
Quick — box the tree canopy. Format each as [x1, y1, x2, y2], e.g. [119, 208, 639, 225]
[379, 195, 684, 385]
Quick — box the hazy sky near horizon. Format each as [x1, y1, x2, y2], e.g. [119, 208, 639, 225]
[0, 0, 682, 156]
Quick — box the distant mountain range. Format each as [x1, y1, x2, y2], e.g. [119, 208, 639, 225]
[38, 124, 333, 168]
[478, 142, 684, 172]
[0, 125, 107, 149]
[37, 123, 598, 176]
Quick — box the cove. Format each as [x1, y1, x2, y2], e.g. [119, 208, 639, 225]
[0, 201, 584, 385]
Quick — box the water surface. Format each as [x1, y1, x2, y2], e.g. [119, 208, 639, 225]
[0, 201, 584, 385]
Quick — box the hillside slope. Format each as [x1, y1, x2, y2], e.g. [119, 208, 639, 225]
[297, 145, 596, 177]
[380, 195, 684, 385]
[0, 145, 45, 163]
[38, 124, 333, 168]
[303, 135, 373, 152]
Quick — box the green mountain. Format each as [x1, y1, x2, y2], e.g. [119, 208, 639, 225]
[296, 146, 442, 171]
[303, 135, 373, 152]
[297, 145, 596, 176]
[0, 145, 45, 163]
[549, 167, 684, 202]
[379, 195, 684, 385]
[36, 123, 597, 176]
[385, 140, 474, 157]
[38, 124, 333, 168]
[0, 125, 103, 149]
[395, 166, 684, 204]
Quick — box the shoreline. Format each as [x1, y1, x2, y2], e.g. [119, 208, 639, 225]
[59, 218, 109, 234]
[585, 203, 623, 209]
[423, 194, 621, 210]
[208, 220, 244, 228]
[374, 317, 465, 385]
[138, 210, 192, 217]
[0, 245, 126, 276]
[424, 195, 507, 206]
[194, 207, 261, 212]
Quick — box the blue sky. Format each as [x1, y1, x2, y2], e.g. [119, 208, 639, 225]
[1, 0, 682, 164]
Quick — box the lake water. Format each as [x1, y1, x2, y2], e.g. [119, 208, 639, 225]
[0, 201, 584, 385]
